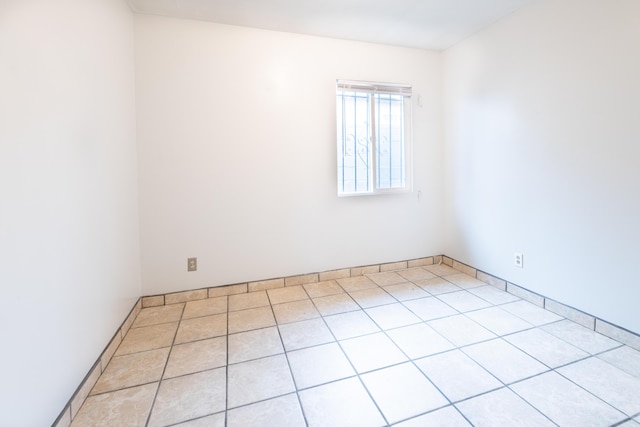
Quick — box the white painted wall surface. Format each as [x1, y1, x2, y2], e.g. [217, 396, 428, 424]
[444, 0, 640, 333]
[0, 1, 140, 425]
[135, 16, 444, 295]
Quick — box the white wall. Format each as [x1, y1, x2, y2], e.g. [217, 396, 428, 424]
[0, 1, 140, 425]
[444, 0, 640, 333]
[135, 16, 444, 295]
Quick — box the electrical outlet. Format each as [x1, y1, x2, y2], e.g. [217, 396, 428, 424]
[514, 252, 523, 268]
[187, 257, 197, 272]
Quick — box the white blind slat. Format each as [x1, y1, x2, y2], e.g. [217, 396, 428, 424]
[337, 80, 412, 96]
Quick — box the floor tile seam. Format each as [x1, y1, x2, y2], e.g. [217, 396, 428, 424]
[506, 360, 632, 418]
[162, 361, 226, 387]
[498, 384, 562, 427]
[351, 298, 401, 310]
[454, 337, 552, 389]
[506, 373, 624, 426]
[280, 334, 339, 354]
[550, 358, 640, 417]
[131, 318, 188, 329]
[268, 305, 311, 427]
[398, 300, 461, 323]
[451, 384, 561, 427]
[347, 287, 402, 308]
[354, 304, 465, 414]
[612, 417, 640, 427]
[431, 310, 497, 340]
[464, 314, 538, 338]
[162, 410, 225, 427]
[502, 335, 595, 371]
[228, 302, 270, 312]
[540, 319, 623, 355]
[302, 294, 390, 425]
[465, 289, 523, 307]
[181, 308, 229, 321]
[384, 402, 452, 426]
[389, 404, 472, 427]
[143, 302, 187, 427]
[270, 295, 312, 306]
[86, 379, 162, 399]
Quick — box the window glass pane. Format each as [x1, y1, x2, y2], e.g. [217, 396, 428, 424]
[337, 90, 371, 194]
[375, 94, 405, 189]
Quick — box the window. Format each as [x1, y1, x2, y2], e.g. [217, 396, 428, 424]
[336, 80, 412, 196]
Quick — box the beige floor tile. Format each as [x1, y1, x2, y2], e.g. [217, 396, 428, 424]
[272, 299, 320, 324]
[174, 413, 225, 426]
[182, 297, 227, 320]
[71, 383, 157, 427]
[324, 310, 380, 340]
[175, 313, 227, 344]
[336, 275, 378, 292]
[415, 277, 462, 295]
[558, 357, 640, 415]
[362, 362, 448, 424]
[278, 318, 334, 351]
[467, 285, 520, 305]
[423, 264, 458, 276]
[465, 307, 533, 336]
[365, 303, 421, 330]
[349, 287, 397, 308]
[542, 320, 620, 354]
[415, 349, 502, 402]
[91, 348, 169, 395]
[463, 339, 548, 384]
[395, 406, 471, 427]
[511, 371, 626, 426]
[229, 291, 270, 311]
[397, 267, 437, 282]
[387, 323, 454, 359]
[505, 328, 588, 368]
[367, 271, 406, 286]
[227, 394, 305, 427]
[148, 368, 226, 427]
[267, 286, 309, 305]
[312, 293, 360, 316]
[599, 346, 640, 378]
[228, 326, 283, 364]
[340, 332, 407, 373]
[500, 300, 562, 326]
[116, 322, 178, 356]
[132, 304, 184, 328]
[299, 377, 385, 427]
[456, 387, 555, 427]
[428, 315, 495, 347]
[436, 291, 491, 313]
[228, 306, 276, 334]
[382, 282, 429, 301]
[303, 280, 344, 298]
[402, 297, 457, 321]
[164, 336, 227, 379]
[444, 273, 486, 289]
[288, 342, 355, 389]
[227, 354, 295, 408]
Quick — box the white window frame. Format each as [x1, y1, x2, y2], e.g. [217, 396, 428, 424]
[336, 80, 412, 196]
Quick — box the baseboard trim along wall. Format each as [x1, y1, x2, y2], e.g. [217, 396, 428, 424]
[52, 254, 640, 427]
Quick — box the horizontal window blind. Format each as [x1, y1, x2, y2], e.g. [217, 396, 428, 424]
[336, 80, 412, 97]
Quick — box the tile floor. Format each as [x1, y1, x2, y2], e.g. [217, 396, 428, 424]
[71, 265, 640, 426]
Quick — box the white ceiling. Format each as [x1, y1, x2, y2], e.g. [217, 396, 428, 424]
[127, 0, 535, 50]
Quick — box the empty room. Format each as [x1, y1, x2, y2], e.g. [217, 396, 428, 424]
[1, 0, 639, 425]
